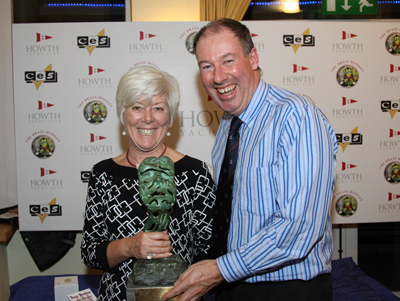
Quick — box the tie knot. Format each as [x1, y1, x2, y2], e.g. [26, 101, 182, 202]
[230, 117, 242, 133]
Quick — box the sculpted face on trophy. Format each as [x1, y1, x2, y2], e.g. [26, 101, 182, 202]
[138, 156, 176, 232]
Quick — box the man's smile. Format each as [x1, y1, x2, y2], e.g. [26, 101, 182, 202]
[217, 84, 237, 95]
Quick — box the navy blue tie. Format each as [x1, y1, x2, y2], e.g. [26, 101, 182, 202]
[210, 116, 243, 258]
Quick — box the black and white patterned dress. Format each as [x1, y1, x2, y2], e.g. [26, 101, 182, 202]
[81, 155, 216, 301]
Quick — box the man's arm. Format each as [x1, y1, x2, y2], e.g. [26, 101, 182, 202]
[161, 260, 224, 301]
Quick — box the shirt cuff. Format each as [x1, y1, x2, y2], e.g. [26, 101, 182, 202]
[216, 248, 252, 283]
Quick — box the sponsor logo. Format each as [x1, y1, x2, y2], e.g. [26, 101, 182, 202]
[31, 135, 56, 158]
[390, 129, 400, 138]
[36, 33, 52, 42]
[28, 101, 61, 123]
[293, 64, 308, 73]
[140, 31, 156, 40]
[31, 168, 63, 190]
[332, 31, 363, 53]
[29, 198, 62, 223]
[38, 101, 54, 110]
[380, 128, 400, 151]
[130, 61, 161, 71]
[130, 30, 162, 54]
[385, 32, 400, 56]
[342, 97, 357, 105]
[24, 64, 58, 90]
[79, 66, 111, 89]
[80, 133, 113, 156]
[77, 29, 110, 55]
[336, 127, 363, 151]
[283, 28, 315, 54]
[40, 168, 56, 176]
[88, 66, 105, 75]
[380, 75, 400, 85]
[334, 190, 361, 217]
[336, 64, 359, 88]
[185, 31, 197, 54]
[332, 97, 362, 119]
[380, 61, 400, 85]
[337, 161, 362, 184]
[331, 61, 364, 87]
[388, 192, 400, 201]
[342, 31, 357, 40]
[390, 64, 400, 73]
[83, 100, 108, 124]
[378, 157, 400, 213]
[26, 130, 60, 157]
[26, 33, 59, 56]
[336, 161, 362, 184]
[77, 96, 113, 114]
[341, 162, 357, 170]
[381, 100, 399, 119]
[81, 171, 91, 183]
[283, 64, 314, 86]
[179, 26, 200, 55]
[379, 202, 400, 213]
[384, 161, 400, 184]
[90, 133, 106, 142]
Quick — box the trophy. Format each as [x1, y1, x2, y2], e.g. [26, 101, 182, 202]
[126, 156, 187, 301]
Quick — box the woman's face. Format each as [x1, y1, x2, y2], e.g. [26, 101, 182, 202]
[123, 94, 170, 155]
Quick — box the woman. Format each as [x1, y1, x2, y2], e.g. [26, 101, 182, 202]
[81, 66, 216, 301]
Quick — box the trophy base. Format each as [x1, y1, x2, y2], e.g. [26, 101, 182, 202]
[127, 285, 181, 301]
[127, 254, 187, 301]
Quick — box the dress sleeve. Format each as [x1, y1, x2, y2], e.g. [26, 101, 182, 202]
[218, 105, 337, 282]
[192, 161, 217, 263]
[80, 166, 112, 271]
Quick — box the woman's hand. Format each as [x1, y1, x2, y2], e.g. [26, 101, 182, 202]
[128, 230, 173, 260]
[107, 230, 172, 268]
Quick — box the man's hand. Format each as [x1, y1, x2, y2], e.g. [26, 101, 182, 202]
[161, 260, 224, 301]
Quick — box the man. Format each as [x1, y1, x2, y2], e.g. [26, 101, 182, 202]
[163, 18, 337, 301]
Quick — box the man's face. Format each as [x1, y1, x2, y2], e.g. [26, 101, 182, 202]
[195, 28, 260, 117]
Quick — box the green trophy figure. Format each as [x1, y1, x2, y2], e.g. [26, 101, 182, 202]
[127, 156, 187, 301]
[139, 156, 176, 232]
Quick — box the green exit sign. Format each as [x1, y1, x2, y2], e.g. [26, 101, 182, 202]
[322, 0, 378, 15]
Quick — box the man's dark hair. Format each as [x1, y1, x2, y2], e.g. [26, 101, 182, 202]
[193, 18, 262, 75]
[193, 18, 255, 56]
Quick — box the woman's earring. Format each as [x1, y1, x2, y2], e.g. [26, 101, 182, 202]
[122, 130, 126, 136]
[167, 131, 171, 137]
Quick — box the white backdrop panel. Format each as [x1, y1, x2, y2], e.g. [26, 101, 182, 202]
[13, 21, 400, 230]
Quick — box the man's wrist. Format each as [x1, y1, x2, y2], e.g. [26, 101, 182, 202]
[216, 250, 251, 283]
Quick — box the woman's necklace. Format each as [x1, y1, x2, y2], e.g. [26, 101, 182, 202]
[126, 143, 168, 168]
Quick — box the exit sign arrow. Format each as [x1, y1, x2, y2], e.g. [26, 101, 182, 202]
[342, 0, 351, 10]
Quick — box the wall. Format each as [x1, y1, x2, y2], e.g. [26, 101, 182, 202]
[1, 0, 16, 298]
[131, 0, 200, 21]
[0, 0, 17, 210]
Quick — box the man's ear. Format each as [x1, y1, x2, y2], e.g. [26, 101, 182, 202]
[249, 47, 259, 71]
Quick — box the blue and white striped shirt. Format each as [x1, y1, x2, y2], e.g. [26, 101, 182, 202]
[212, 79, 337, 283]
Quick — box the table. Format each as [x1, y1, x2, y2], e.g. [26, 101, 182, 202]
[9, 258, 400, 301]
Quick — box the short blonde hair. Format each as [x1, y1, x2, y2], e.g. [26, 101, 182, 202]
[116, 66, 180, 127]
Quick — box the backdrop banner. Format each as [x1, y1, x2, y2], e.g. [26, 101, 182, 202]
[13, 21, 400, 231]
